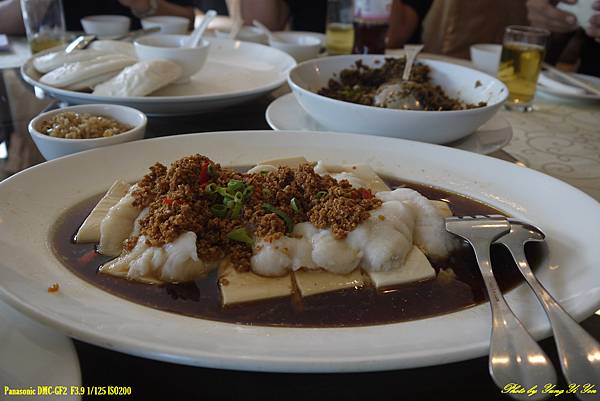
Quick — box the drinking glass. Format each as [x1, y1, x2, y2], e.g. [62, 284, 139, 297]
[326, 0, 355, 55]
[20, 0, 66, 54]
[497, 25, 549, 112]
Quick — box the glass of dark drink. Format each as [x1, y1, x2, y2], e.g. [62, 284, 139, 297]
[352, 0, 392, 54]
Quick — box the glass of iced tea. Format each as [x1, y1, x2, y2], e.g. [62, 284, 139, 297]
[20, 0, 66, 54]
[497, 25, 549, 112]
[326, 0, 355, 55]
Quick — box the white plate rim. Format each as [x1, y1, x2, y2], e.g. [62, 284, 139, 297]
[265, 93, 513, 155]
[0, 130, 599, 373]
[537, 72, 600, 101]
[20, 37, 296, 103]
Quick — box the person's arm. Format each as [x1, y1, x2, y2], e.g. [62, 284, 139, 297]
[0, 0, 25, 35]
[241, 0, 289, 30]
[118, 0, 195, 22]
[387, 1, 420, 49]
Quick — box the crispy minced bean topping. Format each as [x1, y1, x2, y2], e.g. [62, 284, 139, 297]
[131, 155, 381, 271]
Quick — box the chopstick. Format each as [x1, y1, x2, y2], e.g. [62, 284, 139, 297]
[542, 62, 600, 96]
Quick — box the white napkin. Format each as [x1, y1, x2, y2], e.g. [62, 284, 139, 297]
[557, 0, 595, 29]
[538, 72, 586, 95]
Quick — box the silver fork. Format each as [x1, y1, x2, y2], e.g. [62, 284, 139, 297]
[446, 215, 556, 400]
[495, 220, 600, 399]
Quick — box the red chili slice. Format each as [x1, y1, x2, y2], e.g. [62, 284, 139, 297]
[199, 162, 210, 185]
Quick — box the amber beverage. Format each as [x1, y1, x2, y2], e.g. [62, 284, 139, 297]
[352, 0, 392, 54]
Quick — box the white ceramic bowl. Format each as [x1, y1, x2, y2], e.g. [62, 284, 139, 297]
[134, 34, 210, 83]
[29, 104, 147, 160]
[269, 32, 321, 62]
[141, 16, 189, 34]
[214, 26, 268, 44]
[81, 15, 131, 39]
[288, 55, 508, 144]
[470, 44, 502, 76]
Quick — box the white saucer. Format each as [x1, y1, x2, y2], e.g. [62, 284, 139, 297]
[266, 93, 513, 155]
[538, 72, 600, 101]
[0, 299, 81, 400]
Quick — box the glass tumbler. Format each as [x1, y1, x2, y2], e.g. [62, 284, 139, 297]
[20, 0, 66, 54]
[497, 25, 549, 112]
[326, 0, 355, 55]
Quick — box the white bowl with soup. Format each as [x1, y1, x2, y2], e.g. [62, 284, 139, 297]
[134, 34, 210, 83]
[29, 104, 146, 160]
[81, 15, 131, 39]
[288, 55, 508, 144]
[141, 16, 190, 34]
[269, 32, 321, 62]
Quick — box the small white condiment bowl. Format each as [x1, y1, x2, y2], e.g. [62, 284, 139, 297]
[134, 34, 210, 83]
[269, 32, 321, 62]
[29, 104, 147, 160]
[288, 55, 508, 144]
[81, 15, 131, 39]
[214, 26, 268, 44]
[141, 16, 190, 34]
[470, 44, 502, 76]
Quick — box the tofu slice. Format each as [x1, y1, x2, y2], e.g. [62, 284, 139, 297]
[367, 246, 436, 289]
[326, 163, 391, 193]
[218, 263, 292, 305]
[294, 269, 364, 297]
[431, 200, 453, 218]
[258, 156, 308, 168]
[75, 180, 130, 243]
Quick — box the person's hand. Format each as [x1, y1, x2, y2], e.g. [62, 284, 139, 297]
[526, 0, 579, 32]
[118, 0, 151, 15]
[587, 1, 600, 42]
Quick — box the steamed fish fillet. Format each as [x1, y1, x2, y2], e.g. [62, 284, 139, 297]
[33, 48, 109, 74]
[250, 198, 416, 277]
[39, 55, 136, 88]
[93, 60, 182, 97]
[377, 188, 458, 259]
[98, 185, 141, 257]
[88, 40, 136, 58]
[100, 232, 213, 283]
[66, 71, 120, 91]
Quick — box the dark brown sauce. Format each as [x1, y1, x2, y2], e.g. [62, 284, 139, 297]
[50, 179, 544, 327]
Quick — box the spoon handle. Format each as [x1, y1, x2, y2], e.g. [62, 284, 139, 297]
[402, 44, 423, 81]
[187, 9, 217, 48]
[471, 241, 556, 400]
[504, 245, 600, 396]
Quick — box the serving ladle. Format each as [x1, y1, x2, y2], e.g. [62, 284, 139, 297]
[373, 44, 424, 110]
[495, 221, 600, 400]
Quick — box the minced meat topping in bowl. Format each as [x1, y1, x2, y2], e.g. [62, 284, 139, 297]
[38, 111, 132, 139]
[318, 58, 487, 111]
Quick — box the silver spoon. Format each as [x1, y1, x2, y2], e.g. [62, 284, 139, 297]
[446, 215, 556, 401]
[496, 221, 600, 400]
[373, 44, 424, 110]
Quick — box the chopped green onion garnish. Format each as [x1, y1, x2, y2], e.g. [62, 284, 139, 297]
[262, 188, 271, 198]
[231, 202, 242, 219]
[227, 179, 245, 193]
[234, 191, 243, 203]
[217, 187, 233, 199]
[205, 183, 217, 193]
[290, 197, 300, 213]
[227, 227, 254, 246]
[210, 204, 228, 218]
[262, 203, 293, 233]
[243, 185, 254, 200]
[207, 163, 216, 177]
[316, 191, 327, 199]
[224, 198, 235, 208]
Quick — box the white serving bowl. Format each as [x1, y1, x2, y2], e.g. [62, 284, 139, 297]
[141, 16, 189, 34]
[214, 26, 268, 44]
[269, 32, 321, 62]
[470, 44, 502, 76]
[81, 15, 131, 38]
[134, 34, 210, 83]
[288, 55, 508, 144]
[29, 104, 147, 160]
